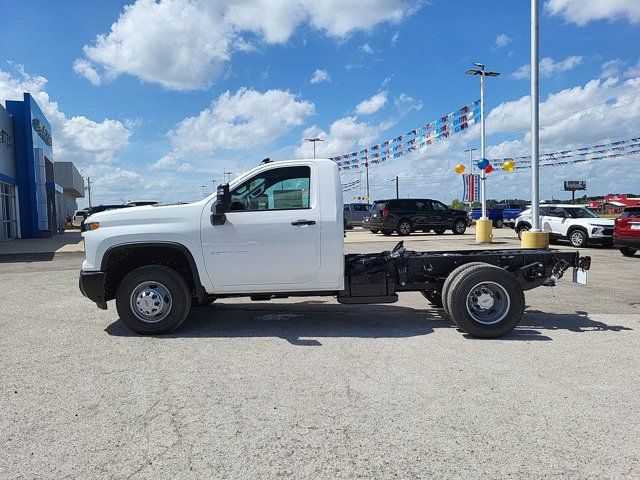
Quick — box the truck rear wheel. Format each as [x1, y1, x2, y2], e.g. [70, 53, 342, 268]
[494, 219, 504, 229]
[446, 264, 525, 338]
[441, 262, 486, 322]
[116, 265, 192, 335]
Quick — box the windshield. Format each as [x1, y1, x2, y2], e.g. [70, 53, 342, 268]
[371, 202, 386, 211]
[564, 207, 599, 219]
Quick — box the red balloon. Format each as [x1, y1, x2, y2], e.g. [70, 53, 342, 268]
[485, 164, 494, 174]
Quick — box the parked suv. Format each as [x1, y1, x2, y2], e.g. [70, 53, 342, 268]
[515, 204, 614, 247]
[614, 207, 640, 256]
[366, 198, 468, 236]
[343, 203, 370, 229]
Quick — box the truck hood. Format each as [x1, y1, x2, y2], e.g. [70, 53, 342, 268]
[87, 202, 204, 227]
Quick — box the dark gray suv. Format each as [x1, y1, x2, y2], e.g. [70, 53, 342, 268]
[366, 199, 468, 236]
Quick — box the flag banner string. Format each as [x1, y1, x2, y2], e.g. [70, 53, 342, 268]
[341, 179, 361, 191]
[332, 99, 481, 171]
[491, 137, 640, 166]
[510, 149, 640, 170]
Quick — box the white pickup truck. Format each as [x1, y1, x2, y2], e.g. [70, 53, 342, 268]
[80, 159, 591, 338]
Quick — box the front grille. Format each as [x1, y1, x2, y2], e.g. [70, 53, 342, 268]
[602, 228, 614, 236]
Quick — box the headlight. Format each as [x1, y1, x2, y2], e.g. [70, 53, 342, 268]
[85, 222, 100, 231]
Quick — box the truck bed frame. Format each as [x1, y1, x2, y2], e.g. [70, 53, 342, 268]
[338, 242, 588, 304]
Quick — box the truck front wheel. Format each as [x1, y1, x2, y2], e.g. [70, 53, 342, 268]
[494, 219, 504, 229]
[116, 265, 192, 335]
[446, 264, 525, 338]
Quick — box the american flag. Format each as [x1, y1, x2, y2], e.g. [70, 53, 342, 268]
[462, 174, 480, 203]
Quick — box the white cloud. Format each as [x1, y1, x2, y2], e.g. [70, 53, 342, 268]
[394, 93, 423, 113]
[495, 33, 511, 48]
[0, 65, 131, 166]
[157, 88, 315, 168]
[545, 0, 640, 25]
[391, 32, 400, 47]
[310, 68, 331, 84]
[76, 0, 419, 90]
[355, 91, 388, 115]
[512, 55, 583, 79]
[360, 43, 374, 54]
[72, 59, 101, 86]
[295, 116, 387, 159]
[624, 58, 640, 78]
[601, 59, 626, 78]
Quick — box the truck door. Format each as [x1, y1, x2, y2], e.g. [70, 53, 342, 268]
[201, 164, 321, 290]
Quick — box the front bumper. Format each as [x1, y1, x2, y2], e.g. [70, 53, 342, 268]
[79, 271, 108, 309]
[614, 237, 640, 248]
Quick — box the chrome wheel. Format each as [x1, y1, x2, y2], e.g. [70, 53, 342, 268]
[465, 281, 511, 325]
[454, 220, 466, 234]
[570, 230, 585, 247]
[130, 281, 172, 323]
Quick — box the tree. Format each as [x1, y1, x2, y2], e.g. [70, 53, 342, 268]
[450, 199, 467, 210]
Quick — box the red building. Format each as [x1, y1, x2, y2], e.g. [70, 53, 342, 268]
[588, 194, 640, 214]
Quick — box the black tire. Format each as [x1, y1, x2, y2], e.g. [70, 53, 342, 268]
[381, 229, 394, 236]
[494, 219, 504, 229]
[370, 229, 380, 234]
[397, 220, 412, 236]
[421, 290, 443, 308]
[620, 246, 638, 257]
[441, 262, 486, 322]
[116, 265, 192, 335]
[447, 264, 525, 338]
[516, 224, 530, 240]
[452, 219, 467, 235]
[568, 228, 588, 248]
[434, 227, 446, 235]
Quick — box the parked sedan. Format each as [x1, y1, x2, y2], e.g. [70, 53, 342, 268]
[614, 206, 640, 256]
[366, 198, 468, 236]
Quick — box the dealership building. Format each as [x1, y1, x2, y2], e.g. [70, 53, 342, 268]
[0, 93, 84, 240]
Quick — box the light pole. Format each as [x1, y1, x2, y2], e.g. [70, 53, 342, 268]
[522, 0, 549, 247]
[466, 62, 500, 243]
[305, 137, 324, 158]
[211, 179, 216, 194]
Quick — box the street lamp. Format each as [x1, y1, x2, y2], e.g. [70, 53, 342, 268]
[466, 62, 500, 243]
[305, 137, 324, 159]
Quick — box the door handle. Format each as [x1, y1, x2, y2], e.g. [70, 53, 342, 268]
[291, 219, 316, 226]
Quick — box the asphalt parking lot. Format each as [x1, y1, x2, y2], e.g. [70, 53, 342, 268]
[1, 227, 639, 479]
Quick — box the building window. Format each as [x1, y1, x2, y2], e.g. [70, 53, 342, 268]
[0, 181, 17, 240]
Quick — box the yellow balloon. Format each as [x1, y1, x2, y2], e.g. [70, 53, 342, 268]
[454, 163, 466, 174]
[503, 160, 515, 172]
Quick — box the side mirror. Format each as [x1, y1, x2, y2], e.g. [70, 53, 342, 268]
[210, 183, 230, 226]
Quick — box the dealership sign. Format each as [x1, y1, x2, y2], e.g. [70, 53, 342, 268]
[32, 118, 52, 146]
[564, 180, 586, 191]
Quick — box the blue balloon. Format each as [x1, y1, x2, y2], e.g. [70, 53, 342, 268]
[477, 157, 490, 170]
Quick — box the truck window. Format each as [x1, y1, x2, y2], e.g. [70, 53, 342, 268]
[344, 205, 350, 212]
[230, 166, 311, 211]
[430, 200, 448, 211]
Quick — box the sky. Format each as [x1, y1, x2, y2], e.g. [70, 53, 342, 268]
[1, 0, 639, 206]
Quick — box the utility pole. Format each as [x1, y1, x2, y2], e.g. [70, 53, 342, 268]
[211, 179, 216, 195]
[395, 176, 399, 199]
[85, 176, 92, 208]
[466, 63, 500, 243]
[365, 161, 370, 200]
[305, 137, 324, 158]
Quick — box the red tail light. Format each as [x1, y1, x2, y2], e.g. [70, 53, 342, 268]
[382, 209, 389, 217]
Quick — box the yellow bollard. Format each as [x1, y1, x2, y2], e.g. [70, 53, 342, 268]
[475, 218, 493, 243]
[521, 230, 550, 248]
